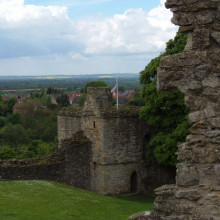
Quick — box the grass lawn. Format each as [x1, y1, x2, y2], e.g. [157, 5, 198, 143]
[0, 180, 154, 220]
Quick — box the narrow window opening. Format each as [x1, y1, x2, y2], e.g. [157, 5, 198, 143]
[93, 121, 96, 128]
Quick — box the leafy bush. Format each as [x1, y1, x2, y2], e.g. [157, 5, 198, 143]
[0, 124, 29, 148]
[0, 146, 16, 159]
[128, 97, 145, 107]
[6, 113, 21, 125]
[140, 33, 189, 166]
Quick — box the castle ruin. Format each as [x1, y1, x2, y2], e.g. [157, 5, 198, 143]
[58, 87, 149, 195]
[0, 87, 175, 195]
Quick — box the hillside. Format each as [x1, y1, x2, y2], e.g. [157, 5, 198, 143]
[0, 180, 153, 220]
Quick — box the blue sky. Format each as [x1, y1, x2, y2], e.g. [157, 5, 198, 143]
[0, 0, 177, 76]
[25, 0, 160, 19]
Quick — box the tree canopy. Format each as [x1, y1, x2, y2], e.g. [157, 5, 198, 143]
[140, 33, 190, 167]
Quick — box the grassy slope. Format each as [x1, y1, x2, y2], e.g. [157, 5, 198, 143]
[0, 180, 153, 220]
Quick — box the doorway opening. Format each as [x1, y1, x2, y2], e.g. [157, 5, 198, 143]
[130, 171, 138, 193]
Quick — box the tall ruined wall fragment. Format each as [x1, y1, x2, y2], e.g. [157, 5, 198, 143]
[128, 0, 220, 219]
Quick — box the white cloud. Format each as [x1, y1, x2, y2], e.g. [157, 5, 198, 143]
[0, 0, 177, 75]
[40, 0, 114, 7]
[147, 0, 174, 31]
[0, 0, 68, 26]
[69, 52, 88, 61]
[74, 2, 177, 55]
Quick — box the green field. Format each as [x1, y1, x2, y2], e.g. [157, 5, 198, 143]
[0, 180, 153, 220]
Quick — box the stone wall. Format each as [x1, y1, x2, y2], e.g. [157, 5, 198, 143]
[101, 116, 148, 164]
[129, 0, 220, 219]
[0, 153, 64, 182]
[57, 88, 151, 195]
[0, 134, 93, 192]
[56, 87, 176, 196]
[57, 106, 82, 148]
[141, 160, 176, 195]
[59, 137, 92, 190]
[91, 163, 143, 195]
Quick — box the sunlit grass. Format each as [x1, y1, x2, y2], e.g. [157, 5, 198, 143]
[0, 180, 153, 220]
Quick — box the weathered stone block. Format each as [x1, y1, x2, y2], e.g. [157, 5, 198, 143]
[174, 188, 201, 201]
[217, 5, 220, 20]
[195, 65, 210, 79]
[171, 12, 194, 26]
[176, 163, 199, 186]
[165, 0, 184, 8]
[192, 29, 210, 49]
[188, 111, 203, 123]
[127, 211, 151, 220]
[179, 25, 195, 33]
[211, 31, 220, 45]
[196, 11, 214, 24]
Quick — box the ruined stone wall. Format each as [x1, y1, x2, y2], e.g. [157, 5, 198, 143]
[58, 138, 92, 190]
[129, 0, 220, 219]
[0, 136, 93, 192]
[56, 88, 175, 195]
[91, 110, 149, 195]
[57, 106, 82, 148]
[92, 163, 143, 195]
[0, 153, 64, 182]
[141, 161, 176, 195]
[101, 116, 147, 164]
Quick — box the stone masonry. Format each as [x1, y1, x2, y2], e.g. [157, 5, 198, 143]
[58, 87, 149, 195]
[128, 0, 220, 219]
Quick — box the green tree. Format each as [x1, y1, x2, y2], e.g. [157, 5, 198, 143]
[0, 117, 5, 128]
[140, 33, 190, 166]
[56, 94, 70, 107]
[118, 86, 125, 92]
[77, 94, 86, 107]
[0, 124, 29, 148]
[0, 103, 5, 116]
[128, 97, 145, 107]
[6, 97, 17, 114]
[22, 140, 56, 158]
[47, 87, 57, 94]
[128, 87, 145, 107]
[0, 146, 16, 159]
[6, 113, 21, 125]
[41, 96, 52, 107]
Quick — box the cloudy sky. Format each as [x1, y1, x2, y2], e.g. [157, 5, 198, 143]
[0, 0, 177, 76]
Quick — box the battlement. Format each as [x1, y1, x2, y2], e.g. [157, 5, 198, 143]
[87, 87, 111, 97]
[83, 87, 113, 115]
[58, 87, 140, 118]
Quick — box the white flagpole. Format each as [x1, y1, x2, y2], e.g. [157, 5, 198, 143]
[116, 77, 118, 110]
